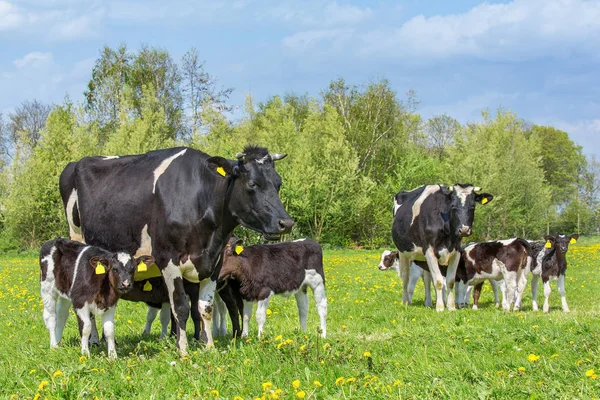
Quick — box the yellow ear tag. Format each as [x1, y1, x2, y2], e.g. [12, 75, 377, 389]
[143, 281, 152, 291]
[570, 237, 577, 244]
[95, 263, 106, 275]
[545, 241, 552, 249]
[234, 245, 244, 255]
[481, 197, 488, 205]
[216, 167, 226, 177]
[137, 261, 148, 272]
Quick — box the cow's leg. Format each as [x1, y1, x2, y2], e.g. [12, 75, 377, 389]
[423, 271, 433, 307]
[42, 288, 58, 348]
[220, 285, 242, 338]
[503, 271, 518, 311]
[444, 251, 461, 311]
[513, 269, 529, 312]
[406, 266, 421, 305]
[472, 283, 483, 310]
[531, 274, 540, 311]
[79, 314, 100, 346]
[490, 280, 500, 308]
[76, 306, 92, 356]
[163, 261, 190, 356]
[456, 281, 467, 308]
[143, 306, 159, 336]
[242, 300, 253, 337]
[159, 303, 171, 338]
[191, 292, 202, 342]
[198, 278, 216, 347]
[425, 247, 446, 311]
[312, 279, 327, 338]
[499, 279, 508, 310]
[558, 274, 569, 312]
[256, 293, 273, 338]
[102, 306, 117, 359]
[542, 280, 552, 313]
[295, 289, 309, 332]
[213, 292, 228, 337]
[55, 297, 71, 344]
[398, 255, 411, 304]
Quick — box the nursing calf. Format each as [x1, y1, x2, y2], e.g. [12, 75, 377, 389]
[378, 250, 435, 307]
[40, 238, 153, 358]
[459, 238, 531, 311]
[215, 237, 327, 338]
[529, 234, 578, 313]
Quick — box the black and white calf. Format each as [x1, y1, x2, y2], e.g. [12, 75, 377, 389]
[392, 184, 493, 311]
[39, 238, 153, 358]
[378, 250, 435, 307]
[529, 234, 579, 313]
[458, 238, 531, 311]
[215, 237, 327, 338]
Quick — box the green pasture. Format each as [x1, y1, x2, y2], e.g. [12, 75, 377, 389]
[0, 243, 599, 399]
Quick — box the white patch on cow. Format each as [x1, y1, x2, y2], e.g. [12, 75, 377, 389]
[102, 156, 120, 160]
[134, 224, 153, 258]
[70, 246, 91, 295]
[411, 185, 440, 225]
[437, 248, 451, 266]
[117, 252, 131, 266]
[152, 149, 187, 194]
[66, 189, 84, 243]
[454, 185, 474, 206]
[293, 238, 306, 242]
[180, 258, 200, 283]
[255, 154, 270, 164]
[393, 198, 401, 216]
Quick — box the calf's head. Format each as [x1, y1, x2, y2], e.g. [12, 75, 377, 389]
[208, 146, 294, 240]
[378, 250, 399, 271]
[544, 234, 579, 254]
[91, 254, 155, 295]
[441, 184, 493, 237]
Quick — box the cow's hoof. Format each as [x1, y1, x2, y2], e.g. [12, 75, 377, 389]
[472, 305, 478, 310]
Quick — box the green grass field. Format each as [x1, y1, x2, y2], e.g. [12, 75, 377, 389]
[1, 242, 599, 399]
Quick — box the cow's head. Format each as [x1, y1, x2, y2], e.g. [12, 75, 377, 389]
[208, 146, 294, 240]
[441, 184, 493, 237]
[378, 250, 399, 271]
[544, 234, 579, 254]
[93, 253, 154, 295]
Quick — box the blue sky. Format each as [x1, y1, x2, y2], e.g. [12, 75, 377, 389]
[1, 0, 599, 156]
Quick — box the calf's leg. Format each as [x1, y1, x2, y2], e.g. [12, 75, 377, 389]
[489, 280, 500, 308]
[159, 303, 171, 338]
[198, 278, 216, 346]
[242, 300, 253, 338]
[542, 280, 552, 313]
[398, 256, 411, 304]
[558, 274, 569, 312]
[102, 306, 117, 358]
[312, 280, 328, 338]
[256, 293, 273, 337]
[423, 271, 432, 307]
[530, 274, 540, 311]
[76, 306, 92, 356]
[55, 297, 71, 344]
[41, 288, 58, 348]
[472, 283, 483, 310]
[295, 289, 309, 332]
[143, 306, 159, 336]
[513, 268, 528, 311]
[212, 292, 228, 337]
[406, 266, 421, 305]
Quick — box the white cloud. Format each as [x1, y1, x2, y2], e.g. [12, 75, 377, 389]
[360, 0, 600, 61]
[282, 28, 353, 51]
[0, 0, 29, 31]
[258, 1, 371, 27]
[13, 51, 53, 68]
[52, 14, 95, 39]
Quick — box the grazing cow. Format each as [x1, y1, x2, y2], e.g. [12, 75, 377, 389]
[458, 238, 531, 311]
[392, 184, 493, 311]
[39, 238, 153, 358]
[214, 236, 327, 338]
[529, 234, 579, 313]
[59, 146, 294, 356]
[378, 250, 434, 307]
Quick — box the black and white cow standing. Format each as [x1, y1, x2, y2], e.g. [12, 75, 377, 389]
[59, 146, 294, 356]
[40, 238, 153, 358]
[528, 234, 579, 313]
[392, 184, 493, 311]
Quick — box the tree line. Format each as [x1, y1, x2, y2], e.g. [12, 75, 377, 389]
[1, 44, 598, 250]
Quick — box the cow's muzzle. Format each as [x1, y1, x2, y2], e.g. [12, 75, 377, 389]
[277, 219, 294, 233]
[458, 225, 472, 237]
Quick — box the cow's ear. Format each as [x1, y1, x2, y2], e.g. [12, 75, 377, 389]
[475, 193, 493, 205]
[232, 238, 244, 256]
[89, 257, 110, 274]
[569, 234, 579, 244]
[207, 156, 234, 178]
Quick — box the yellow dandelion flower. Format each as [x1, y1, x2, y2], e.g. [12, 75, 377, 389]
[210, 389, 219, 397]
[29, 369, 36, 374]
[37, 380, 49, 390]
[79, 355, 87, 363]
[551, 354, 559, 358]
[336, 377, 345, 385]
[393, 380, 403, 387]
[126, 376, 132, 381]
[586, 369, 595, 377]
[296, 391, 306, 398]
[266, 309, 272, 315]
[346, 377, 356, 383]
[234, 397, 244, 400]
[528, 354, 540, 363]
[52, 370, 63, 378]
[517, 367, 526, 372]
[313, 380, 322, 387]
[299, 344, 306, 351]
[275, 335, 283, 341]
[262, 382, 273, 391]
[363, 351, 371, 357]
[292, 380, 300, 389]
[33, 394, 41, 400]
[323, 343, 331, 350]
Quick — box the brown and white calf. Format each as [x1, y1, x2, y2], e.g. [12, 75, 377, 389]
[458, 238, 531, 311]
[528, 234, 578, 313]
[40, 238, 153, 358]
[214, 237, 327, 338]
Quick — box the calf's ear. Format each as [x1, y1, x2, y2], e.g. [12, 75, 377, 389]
[136, 255, 155, 267]
[207, 156, 237, 178]
[569, 234, 579, 244]
[390, 251, 399, 261]
[475, 193, 493, 205]
[89, 257, 110, 274]
[233, 238, 245, 255]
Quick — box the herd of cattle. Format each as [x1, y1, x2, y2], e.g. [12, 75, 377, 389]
[37, 146, 578, 358]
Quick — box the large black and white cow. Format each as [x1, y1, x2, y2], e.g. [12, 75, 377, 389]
[392, 184, 493, 311]
[59, 146, 294, 356]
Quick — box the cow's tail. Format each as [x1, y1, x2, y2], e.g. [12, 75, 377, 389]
[515, 238, 533, 271]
